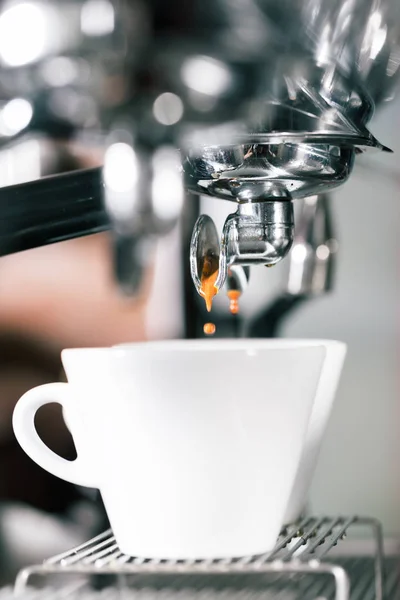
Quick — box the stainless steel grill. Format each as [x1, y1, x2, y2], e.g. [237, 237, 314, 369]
[14, 516, 387, 600]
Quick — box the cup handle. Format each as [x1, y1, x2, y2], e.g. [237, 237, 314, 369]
[13, 382, 97, 488]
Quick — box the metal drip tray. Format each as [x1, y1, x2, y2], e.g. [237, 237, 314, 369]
[7, 559, 400, 600]
[14, 516, 387, 600]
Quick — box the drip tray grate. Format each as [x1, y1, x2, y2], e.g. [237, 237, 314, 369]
[14, 516, 385, 600]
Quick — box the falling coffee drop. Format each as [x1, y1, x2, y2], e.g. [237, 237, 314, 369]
[203, 322, 216, 335]
[200, 251, 219, 312]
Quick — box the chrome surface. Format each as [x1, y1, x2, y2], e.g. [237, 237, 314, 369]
[286, 194, 338, 296]
[224, 202, 295, 267]
[14, 516, 385, 600]
[226, 266, 250, 297]
[184, 144, 357, 202]
[190, 214, 220, 297]
[0, 0, 399, 297]
[6, 557, 400, 599]
[190, 202, 294, 293]
[245, 193, 337, 337]
[103, 138, 183, 293]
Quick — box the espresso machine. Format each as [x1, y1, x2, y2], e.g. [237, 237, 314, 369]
[0, 0, 399, 597]
[0, 0, 399, 332]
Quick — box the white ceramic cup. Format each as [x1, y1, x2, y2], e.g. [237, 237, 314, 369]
[116, 339, 347, 525]
[282, 340, 347, 523]
[13, 339, 328, 559]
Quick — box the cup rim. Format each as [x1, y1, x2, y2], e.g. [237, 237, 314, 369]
[62, 338, 347, 359]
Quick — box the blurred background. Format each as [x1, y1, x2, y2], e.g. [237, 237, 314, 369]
[0, 0, 397, 589]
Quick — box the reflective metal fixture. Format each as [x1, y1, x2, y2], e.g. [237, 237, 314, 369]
[0, 0, 398, 304]
[191, 202, 294, 294]
[246, 193, 337, 338]
[286, 193, 337, 297]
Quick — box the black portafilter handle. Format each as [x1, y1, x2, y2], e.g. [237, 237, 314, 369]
[0, 167, 109, 257]
[0, 168, 310, 341]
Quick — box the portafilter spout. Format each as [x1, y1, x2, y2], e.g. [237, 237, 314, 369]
[190, 200, 294, 303]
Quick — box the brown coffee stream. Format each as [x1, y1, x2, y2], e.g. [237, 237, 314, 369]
[199, 252, 219, 335]
[227, 289, 240, 315]
[200, 256, 242, 335]
[200, 253, 219, 313]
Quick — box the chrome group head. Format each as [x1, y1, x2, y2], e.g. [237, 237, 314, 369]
[0, 0, 398, 298]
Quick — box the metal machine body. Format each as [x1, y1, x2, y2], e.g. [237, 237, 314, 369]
[0, 0, 398, 334]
